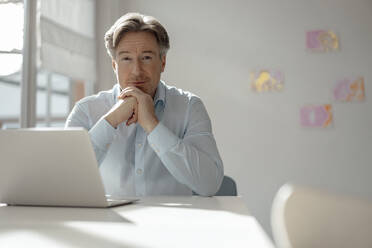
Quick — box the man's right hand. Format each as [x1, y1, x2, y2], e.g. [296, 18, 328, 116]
[104, 96, 137, 128]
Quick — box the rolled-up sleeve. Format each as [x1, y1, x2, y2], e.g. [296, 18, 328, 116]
[147, 98, 224, 196]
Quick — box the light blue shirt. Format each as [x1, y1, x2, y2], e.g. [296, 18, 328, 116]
[65, 81, 224, 197]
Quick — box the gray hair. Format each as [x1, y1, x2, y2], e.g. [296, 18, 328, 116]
[104, 12, 170, 59]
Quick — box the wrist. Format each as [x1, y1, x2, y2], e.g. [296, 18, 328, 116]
[144, 117, 159, 134]
[104, 113, 119, 129]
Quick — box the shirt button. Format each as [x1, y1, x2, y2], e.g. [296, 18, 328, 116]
[136, 168, 143, 175]
[138, 143, 142, 148]
[150, 143, 159, 152]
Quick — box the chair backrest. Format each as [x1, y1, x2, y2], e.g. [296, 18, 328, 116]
[192, 176, 238, 196]
[271, 184, 372, 248]
[215, 176, 237, 196]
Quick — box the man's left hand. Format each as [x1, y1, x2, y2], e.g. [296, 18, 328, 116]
[118, 86, 159, 133]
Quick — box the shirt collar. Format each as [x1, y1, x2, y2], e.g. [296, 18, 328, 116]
[153, 80, 166, 106]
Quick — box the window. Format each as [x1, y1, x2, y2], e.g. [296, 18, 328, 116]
[0, 0, 23, 129]
[36, 71, 71, 127]
[0, 0, 86, 129]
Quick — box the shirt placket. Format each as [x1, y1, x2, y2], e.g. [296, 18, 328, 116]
[134, 125, 146, 196]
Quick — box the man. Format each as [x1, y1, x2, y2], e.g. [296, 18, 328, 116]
[65, 13, 223, 197]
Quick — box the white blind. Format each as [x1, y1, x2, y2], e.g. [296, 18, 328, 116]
[38, 0, 96, 82]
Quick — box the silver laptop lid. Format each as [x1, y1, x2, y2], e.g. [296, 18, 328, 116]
[0, 128, 108, 207]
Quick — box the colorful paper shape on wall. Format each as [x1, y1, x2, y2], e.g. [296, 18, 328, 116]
[300, 104, 333, 128]
[306, 30, 339, 52]
[333, 77, 365, 102]
[250, 70, 284, 92]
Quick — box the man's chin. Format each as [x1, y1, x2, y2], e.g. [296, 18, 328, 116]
[136, 85, 147, 92]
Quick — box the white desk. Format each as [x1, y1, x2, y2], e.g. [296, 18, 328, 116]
[0, 196, 274, 247]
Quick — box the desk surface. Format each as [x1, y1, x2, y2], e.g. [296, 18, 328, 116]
[0, 196, 274, 248]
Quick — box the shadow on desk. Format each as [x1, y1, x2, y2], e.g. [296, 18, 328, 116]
[0, 197, 274, 248]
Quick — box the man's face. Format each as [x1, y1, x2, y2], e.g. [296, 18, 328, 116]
[112, 31, 166, 98]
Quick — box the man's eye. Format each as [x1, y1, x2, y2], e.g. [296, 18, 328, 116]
[143, 56, 152, 60]
[121, 57, 131, 61]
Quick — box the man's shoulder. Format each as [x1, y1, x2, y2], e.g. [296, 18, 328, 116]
[75, 85, 116, 107]
[163, 82, 200, 103]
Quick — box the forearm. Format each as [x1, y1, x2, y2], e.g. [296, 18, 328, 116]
[104, 97, 136, 128]
[148, 123, 224, 196]
[88, 117, 117, 165]
[161, 143, 224, 196]
[65, 107, 115, 165]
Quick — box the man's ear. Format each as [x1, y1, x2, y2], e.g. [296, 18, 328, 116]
[160, 55, 166, 73]
[112, 59, 117, 72]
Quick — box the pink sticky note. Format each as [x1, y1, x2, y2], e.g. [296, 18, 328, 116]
[307, 30, 324, 50]
[306, 30, 339, 52]
[300, 104, 332, 128]
[333, 77, 365, 102]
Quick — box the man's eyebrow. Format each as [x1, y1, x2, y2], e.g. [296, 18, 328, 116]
[142, 50, 156, 54]
[117, 50, 156, 56]
[117, 51, 130, 56]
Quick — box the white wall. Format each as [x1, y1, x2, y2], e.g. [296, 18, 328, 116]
[96, 0, 372, 237]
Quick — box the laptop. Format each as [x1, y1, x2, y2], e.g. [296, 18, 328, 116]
[0, 128, 137, 208]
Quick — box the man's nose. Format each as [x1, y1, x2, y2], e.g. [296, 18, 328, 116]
[132, 59, 143, 76]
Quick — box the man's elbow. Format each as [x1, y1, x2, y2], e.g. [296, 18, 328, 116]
[194, 173, 224, 197]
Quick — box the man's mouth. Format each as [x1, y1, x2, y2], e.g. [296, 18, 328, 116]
[129, 81, 146, 85]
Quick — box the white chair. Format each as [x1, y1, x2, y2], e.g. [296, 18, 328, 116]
[271, 183, 372, 248]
